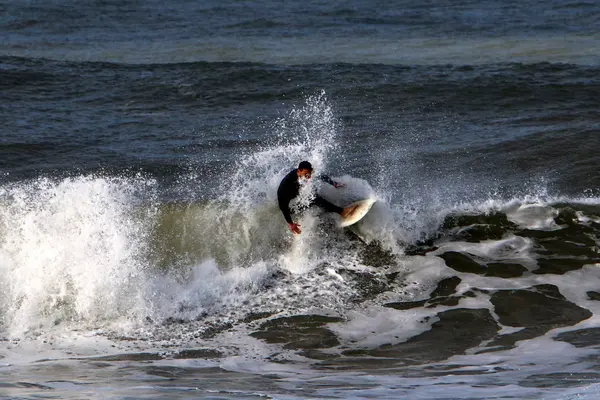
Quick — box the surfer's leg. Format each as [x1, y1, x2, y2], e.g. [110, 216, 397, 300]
[311, 195, 343, 214]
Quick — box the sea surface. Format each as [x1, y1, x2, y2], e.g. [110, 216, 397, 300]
[1, 0, 600, 398]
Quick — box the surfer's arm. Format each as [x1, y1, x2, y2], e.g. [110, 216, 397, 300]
[318, 174, 335, 185]
[276, 170, 302, 234]
[318, 174, 343, 188]
[277, 193, 294, 224]
[279, 203, 293, 224]
[278, 197, 301, 233]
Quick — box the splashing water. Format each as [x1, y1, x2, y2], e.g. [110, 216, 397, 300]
[0, 176, 157, 337]
[0, 92, 362, 337]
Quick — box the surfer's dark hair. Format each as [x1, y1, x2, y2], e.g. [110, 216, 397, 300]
[298, 161, 312, 171]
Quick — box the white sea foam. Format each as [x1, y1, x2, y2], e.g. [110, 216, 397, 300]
[505, 203, 561, 230]
[433, 234, 536, 265]
[329, 307, 439, 349]
[0, 176, 156, 337]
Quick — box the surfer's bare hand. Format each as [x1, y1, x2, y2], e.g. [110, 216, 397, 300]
[288, 223, 301, 234]
[333, 182, 344, 188]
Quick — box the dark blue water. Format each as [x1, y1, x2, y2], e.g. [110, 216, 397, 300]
[2, 59, 599, 195]
[1, 1, 600, 399]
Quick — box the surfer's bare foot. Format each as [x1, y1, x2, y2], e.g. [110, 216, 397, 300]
[341, 204, 359, 219]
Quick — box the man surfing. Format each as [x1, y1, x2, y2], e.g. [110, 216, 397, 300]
[277, 161, 357, 234]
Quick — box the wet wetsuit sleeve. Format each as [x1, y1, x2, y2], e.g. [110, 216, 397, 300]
[278, 194, 293, 224]
[277, 170, 297, 224]
[318, 174, 336, 186]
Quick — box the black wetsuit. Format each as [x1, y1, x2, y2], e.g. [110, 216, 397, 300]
[277, 169, 343, 224]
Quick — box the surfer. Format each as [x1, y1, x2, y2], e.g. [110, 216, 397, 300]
[277, 161, 357, 234]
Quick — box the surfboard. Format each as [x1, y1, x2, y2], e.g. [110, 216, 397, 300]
[339, 198, 376, 227]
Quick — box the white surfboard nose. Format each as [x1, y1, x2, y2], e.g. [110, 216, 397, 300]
[339, 198, 376, 227]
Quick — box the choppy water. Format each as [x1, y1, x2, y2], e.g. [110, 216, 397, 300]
[1, 0, 600, 399]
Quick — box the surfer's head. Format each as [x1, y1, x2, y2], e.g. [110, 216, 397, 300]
[297, 161, 313, 179]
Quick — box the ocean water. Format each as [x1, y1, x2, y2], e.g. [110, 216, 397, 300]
[1, 0, 600, 398]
